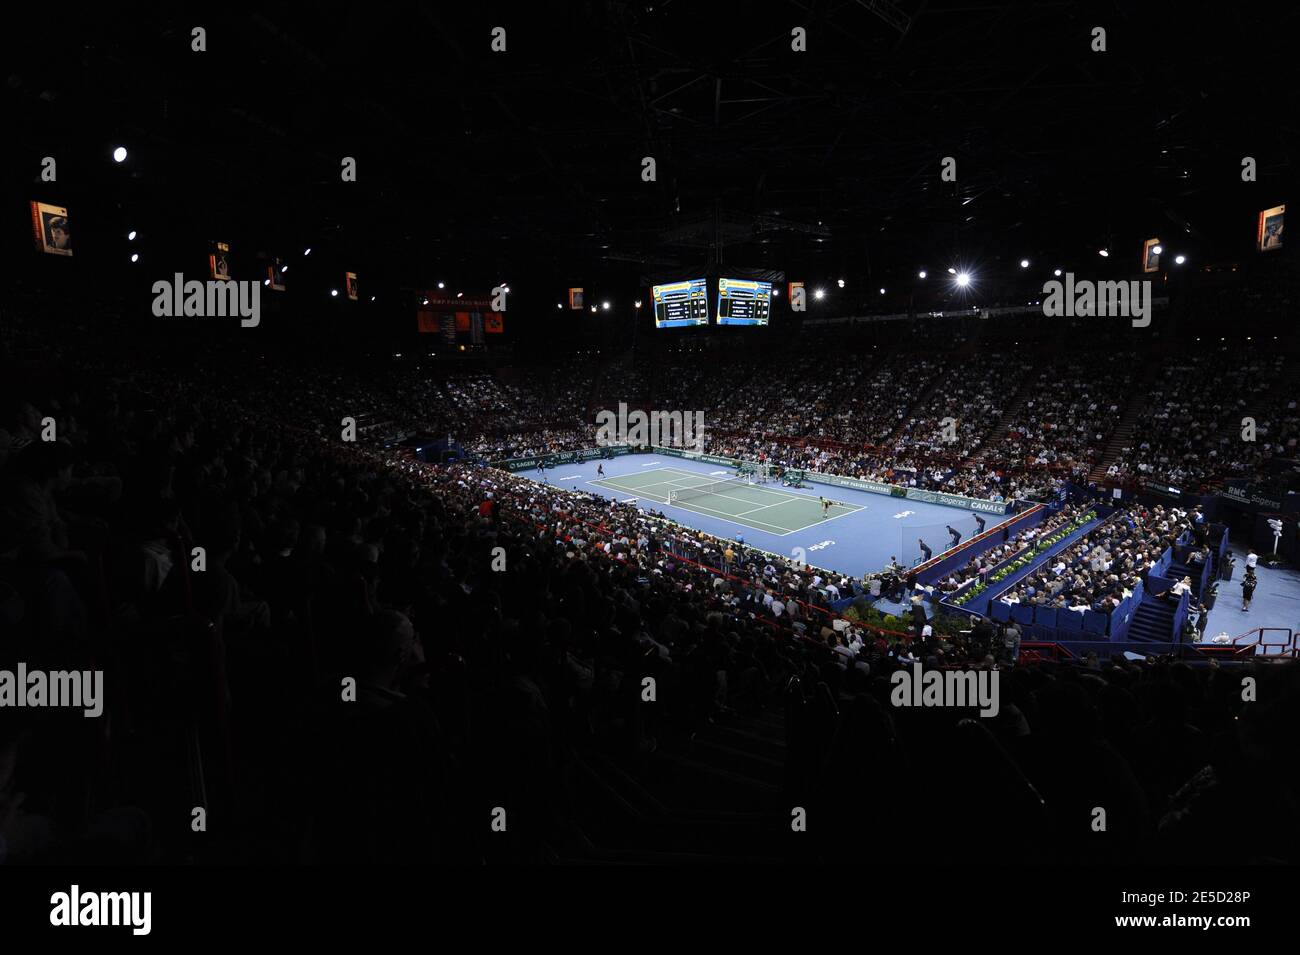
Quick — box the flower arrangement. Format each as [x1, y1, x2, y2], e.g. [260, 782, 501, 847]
[948, 510, 1097, 606]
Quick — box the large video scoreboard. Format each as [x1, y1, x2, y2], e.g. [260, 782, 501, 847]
[716, 277, 772, 326]
[651, 278, 709, 328]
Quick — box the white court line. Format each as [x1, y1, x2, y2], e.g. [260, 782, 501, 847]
[579, 467, 861, 536]
[555, 474, 583, 481]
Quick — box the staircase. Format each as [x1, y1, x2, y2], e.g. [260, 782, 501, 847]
[1088, 362, 1161, 482]
[1088, 399, 1148, 483]
[884, 372, 947, 444]
[1127, 596, 1176, 642]
[968, 385, 1035, 466]
[1163, 557, 1203, 600]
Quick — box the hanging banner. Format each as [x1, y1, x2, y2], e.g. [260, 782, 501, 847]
[1257, 204, 1285, 252]
[209, 241, 231, 280]
[31, 201, 72, 256]
[1141, 237, 1161, 273]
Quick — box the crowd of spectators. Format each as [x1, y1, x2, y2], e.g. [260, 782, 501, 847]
[935, 503, 1092, 595]
[999, 504, 1198, 613]
[2, 302, 1298, 865]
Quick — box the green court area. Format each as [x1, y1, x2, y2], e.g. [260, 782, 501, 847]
[589, 466, 861, 536]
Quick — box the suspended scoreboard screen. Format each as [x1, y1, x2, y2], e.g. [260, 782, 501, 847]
[716, 277, 772, 326]
[651, 278, 709, 328]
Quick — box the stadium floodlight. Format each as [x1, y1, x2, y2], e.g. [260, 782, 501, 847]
[264, 279, 271, 286]
[602, 301, 611, 310]
[1019, 259, 1030, 268]
[456, 292, 464, 298]
[634, 300, 642, 309]
[1152, 245, 1163, 255]
[1053, 268, 1062, 277]
[281, 265, 288, 273]
[112, 146, 127, 163]
[955, 272, 971, 287]
[837, 278, 846, 288]
[421, 297, 429, 305]
[918, 270, 927, 279]
[330, 289, 338, 297]
[304, 248, 312, 256]
[371, 296, 376, 302]
[590, 305, 597, 313]
[771, 287, 779, 297]
[130, 253, 139, 263]
[946, 267, 957, 275]
[556, 303, 563, 309]
[879, 288, 886, 295]
[1174, 254, 1186, 265]
[1098, 248, 1109, 257]
[127, 230, 137, 241]
[814, 288, 826, 300]
[437, 282, 446, 289]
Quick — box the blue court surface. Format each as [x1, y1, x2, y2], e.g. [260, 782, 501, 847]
[518, 453, 993, 578]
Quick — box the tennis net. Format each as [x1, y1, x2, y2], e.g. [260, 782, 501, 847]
[669, 477, 751, 504]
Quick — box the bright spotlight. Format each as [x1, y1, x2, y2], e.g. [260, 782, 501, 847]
[556, 303, 563, 309]
[127, 230, 137, 241]
[264, 279, 271, 286]
[1174, 254, 1186, 265]
[437, 282, 446, 289]
[947, 267, 957, 275]
[634, 301, 642, 309]
[1152, 245, 1163, 255]
[918, 270, 927, 279]
[1019, 259, 1030, 269]
[602, 301, 611, 310]
[112, 146, 127, 163]
[456, 292, 463, 298]
[330, 289, 339, 297]
[1098, 249, 1109, 257]
[280, 265, 288, 273]
[837, 278, 845, 288]
[879, 288, 886, 295]
[813, 288, 826, 300]
[1054, 269, 1062, 277]
[955, 272, 971, 287]
[304, 248, 312, 256]
[590, 306, 597, 313]
[130, 253, 139, 263]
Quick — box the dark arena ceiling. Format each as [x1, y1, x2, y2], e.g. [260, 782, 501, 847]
[4, 1, 1299, 334]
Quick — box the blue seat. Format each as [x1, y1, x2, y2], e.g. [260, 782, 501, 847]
[1034, 607, 1058, 628]
[1058, 610, 1083, 632]
[1012, 604, 1034, 625]
[1083, 610, 1107, 634]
